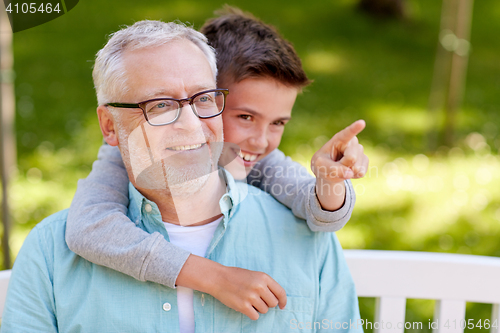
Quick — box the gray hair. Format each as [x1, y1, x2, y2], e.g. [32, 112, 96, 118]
[93, 20, 217, 105]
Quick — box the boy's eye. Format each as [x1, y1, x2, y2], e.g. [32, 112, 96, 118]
[238, 114, 252, 121]
[273, 120, 286, 126]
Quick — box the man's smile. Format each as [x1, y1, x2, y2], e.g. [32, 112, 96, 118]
[166, 143, 206, 152]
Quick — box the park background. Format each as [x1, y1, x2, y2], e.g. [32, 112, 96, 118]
[1, 0, 499, 331]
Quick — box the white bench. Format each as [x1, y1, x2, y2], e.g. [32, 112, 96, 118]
[0, 269, 11, 320]
[1, 250, 499, 331]
[344, 250, 500, 333]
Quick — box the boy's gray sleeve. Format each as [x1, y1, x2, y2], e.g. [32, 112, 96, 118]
[246, 149, 355, 232]
[65, 144, 190, 289]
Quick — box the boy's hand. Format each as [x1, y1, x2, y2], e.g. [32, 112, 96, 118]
[176, 255, 287, 320]
[311, 120, 369, 211]
[211, 266, 287, 320]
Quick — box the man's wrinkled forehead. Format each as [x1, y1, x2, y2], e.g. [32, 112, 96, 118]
[120, 41, 216, 101]
[140, 79, 216, 100]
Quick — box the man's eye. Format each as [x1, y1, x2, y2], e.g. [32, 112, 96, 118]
[149, 101, 175, 113]
[273, 120, 285, 126]
[197, 94, 215, 103]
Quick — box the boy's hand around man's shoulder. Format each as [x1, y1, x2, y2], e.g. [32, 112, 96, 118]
[311, 120, 369, 211]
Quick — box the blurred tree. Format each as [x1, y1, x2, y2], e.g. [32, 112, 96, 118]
[358, 0, 408, 19]
[0, 0, 15, 269]
[427, 0, 474, 149]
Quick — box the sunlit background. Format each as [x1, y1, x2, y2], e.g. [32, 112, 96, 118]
[1, 0, 499, 331]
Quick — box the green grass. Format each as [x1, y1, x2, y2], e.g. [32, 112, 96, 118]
[1, 0, 500, 330]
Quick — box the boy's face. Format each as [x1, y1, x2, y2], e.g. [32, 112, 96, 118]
[221, 77, 298, 175]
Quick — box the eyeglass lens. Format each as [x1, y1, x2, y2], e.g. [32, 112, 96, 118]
[145, 91, 225, 125]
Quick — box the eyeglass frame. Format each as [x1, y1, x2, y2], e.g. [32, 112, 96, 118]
[105, 88, 229, 126]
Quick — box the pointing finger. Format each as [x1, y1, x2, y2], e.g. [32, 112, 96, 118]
[316, 120, 366, 158]
[333, 120, 366, 145]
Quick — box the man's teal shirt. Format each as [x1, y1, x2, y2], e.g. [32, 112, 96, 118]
[1, 171, 362, 332]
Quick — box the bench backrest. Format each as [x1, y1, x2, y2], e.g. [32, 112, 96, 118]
[344, 250, 500, 333]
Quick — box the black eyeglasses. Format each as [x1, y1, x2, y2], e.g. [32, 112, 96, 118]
[106, 88, 229, 126]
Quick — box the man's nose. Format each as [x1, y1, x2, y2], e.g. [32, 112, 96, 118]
[171, 102, 202, 132]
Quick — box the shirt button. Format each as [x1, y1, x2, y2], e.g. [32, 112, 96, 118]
[145, 204, 152, 213]
[162, 302, 171, 311]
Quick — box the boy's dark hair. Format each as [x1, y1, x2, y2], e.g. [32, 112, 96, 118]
[200, 6, 312, 90]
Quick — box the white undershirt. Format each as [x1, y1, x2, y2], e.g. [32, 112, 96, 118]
[163, 217, 222, 333]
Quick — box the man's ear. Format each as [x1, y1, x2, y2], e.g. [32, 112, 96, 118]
[97, 105, 119, 146]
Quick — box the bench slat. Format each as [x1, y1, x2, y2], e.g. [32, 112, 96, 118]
[491, 304, 500, 333]
[374, 296, 406, 333]
[433, 299, 466, 333]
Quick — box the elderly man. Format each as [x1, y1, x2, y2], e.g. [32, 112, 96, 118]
[1, 21, 362, 332]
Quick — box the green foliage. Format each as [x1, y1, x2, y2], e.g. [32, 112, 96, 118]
[2, 0, 499, 329]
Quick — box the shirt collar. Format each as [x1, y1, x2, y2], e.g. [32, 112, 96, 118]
[127, 168, 247, 226]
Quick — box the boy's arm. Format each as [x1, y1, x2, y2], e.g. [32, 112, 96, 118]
[66, 144, 190, 288]
[247, 149, 355, 232]
[66, 144, 286, 318]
